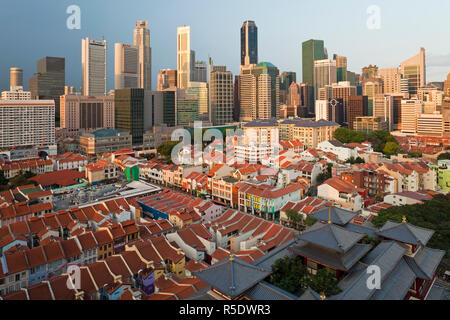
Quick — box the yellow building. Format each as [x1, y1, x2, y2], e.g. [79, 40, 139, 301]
[280, 118, 339, 148]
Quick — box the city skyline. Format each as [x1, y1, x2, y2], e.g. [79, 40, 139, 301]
[1, 0, 450, 92]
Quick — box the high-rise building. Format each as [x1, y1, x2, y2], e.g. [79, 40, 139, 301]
[331, 81, 357, 124]
[417, 114, 443, 137]
[210, 65, 233, 125]
[177, 26, 192, 90]
[0, 99, 55, 151]
[400, 48, 426, 95]
[401, 99, 423, 134]
[302, 39, 327, 111]
[379, 68, 402, 95]
[363, 79, 383, 116]
[443, 73, 450, 97]
[373, 94, 394, 131]
[82, 38, 107, 96]
[60, 95, 115, 136]
[417, 86, 443, 106]
[162, 88, 177, 127]
[144, 90, 163, 131]
[362, 65, 378, 81]
[134, 21, 152, 90]
[157, 69, 177, 91]
[318, 86, 332, 101]
[348, 95, 368, 130]
[315, 99, 344, 125]
[233, 75, 240, 122]
[315, 100, 328, 121]
[288, 82, 302, 107]
[280, 72, 296, 105]
[28, 57, 65, 126]
[328, 98, 344, 125]
[347, 71, 360, 87]
[9, 67, 23, 88]
[192, 60, 207, 82]
[334, 55, 347, 82]
[177, 89, 199, 126]
[188, 81, 208, 121]
[392, 94, 403, 130]
[114, 43, 139, 89]
[241, 21, 258, 66]
[239, 62, 280, 121]
[114, 88, 145, 145]
[314, 59, 337, 100]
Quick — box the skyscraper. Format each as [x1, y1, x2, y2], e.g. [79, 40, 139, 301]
[302, 39, 327, 111]
[331, 81, 357, 124]
[10, 67, 23, 88]
[239, 62, 280, 121]
[134, 21, 152, 90]
[157, 69, 177, 91]
[241, 21, 258, 66]
[379, 68, 402, 95]
[210, 65, 234, 125]
[188, 81, 208, 121]
[29, 57, 65, 126]
[400, 48, 426, 95]
[115, 88, 145, 145]
[443, 73, 450, 97]
[373, 94, 394, 131]
[82, 38, 107, 96]
[280, 72, 296, 105]
[401, 99, 423, 134]
[114, 43, 139, 89]
[334, 55, 348, 82]
[348, 95, 368, 130]
[177, 26, 192, 90]
[313, 59, 336, 100]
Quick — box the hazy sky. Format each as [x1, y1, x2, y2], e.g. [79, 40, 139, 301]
[1, 0, 450, 92]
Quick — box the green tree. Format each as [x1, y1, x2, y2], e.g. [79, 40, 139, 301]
[438, 152, 450, 160]
[285, 209, 302, 223]
[383, 141, 400, 156]
[270, 256, 310, 294]
[157, 141, 180, 160]
[305, 216, 317, 227]
[309, 268, 342, 297]
[333, 128, 366, 144]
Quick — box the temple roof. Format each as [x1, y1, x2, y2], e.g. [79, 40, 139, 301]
[310, 206, 357, 226]
[289, 241, 372, 272]
[296, 222, 367, 253]
[193, 256, 271, 299]
[377, 220, 434, 246]
[333, 241, 412, 300]
[404, 246, 445, 280]
[244, 281, 297, 300]
[298, 287, 323, 300]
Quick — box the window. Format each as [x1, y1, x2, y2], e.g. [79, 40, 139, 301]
[15, 274, 20, 282]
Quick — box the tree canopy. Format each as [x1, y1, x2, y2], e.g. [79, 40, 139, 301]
[269, 256, 342, 297]
[157, 140, 180, 162]
[333, 128, 401, 156]
[438, 152, 450, 161]
[371, 194, 450, 256]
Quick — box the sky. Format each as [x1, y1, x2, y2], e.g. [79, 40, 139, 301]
[1, 0, 450, 92]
